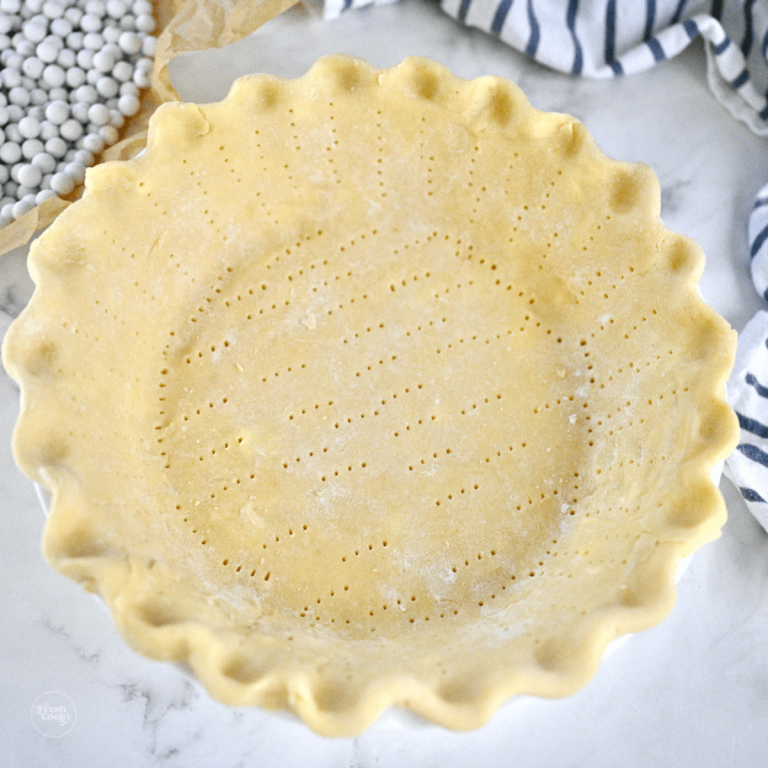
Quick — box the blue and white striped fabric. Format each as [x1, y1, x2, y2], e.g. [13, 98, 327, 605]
[323, 0, 768, 134]
[322, 0, 768, 528]
[724, 310, 768, 531]
[729, 190, 768, 532]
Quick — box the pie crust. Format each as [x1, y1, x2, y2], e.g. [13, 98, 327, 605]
[3, 56, 738, 736]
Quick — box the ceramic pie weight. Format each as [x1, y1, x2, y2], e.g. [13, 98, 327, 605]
[2, 56, 739, 736]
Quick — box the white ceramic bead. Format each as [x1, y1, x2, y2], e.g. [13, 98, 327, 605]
[98, 124, 117, 144]
[64, 160, 84, 183]
[73, 148, 93, 166]
[3, 180, 17, 198]
[0, 105, 9, 126]
[59, 117, 82, 140]
[0, 141, 21, 164]
[109, 59, 130, 83]
[4, 122, 21, 142]
[21, 138, 44, 158]
[21, 19, 47, 43]
[73, 84, 97, 103]
[0, 202, 13, 221]
[49, 170, 73, 194]
[118, 30, 141, 54]
[0, 12, 12, 34]
[49, 16, 70, 37]
[108, 108, 123, 128]
[5, 51, 22, 70]
[118, 80, 137, 96]
[39, 173, 51, 189]
[75, 48, 93, 69]
[35, 188, 55, 203]
[102, 23, 119, 43]
[6, 104, 23, 121]
[12, 195, 35, 218]
[1, 67, 22, 88]
[54, 46, 74, 67]
[41, 0, 65, 18]
[117, 92, 139, 116]
[81, 132, 103, 153]
[18, 115, 39, 138]
[63, 6, 82, 24]
[85, 0, 106, 16]
[35, 38, 59, 62]
[65, 30, 82, 50]
[70, 102, 88, 123]
[134, 12, 152, 33]
[79, 12, 101, 32]
[92, 49, 113, 72]
[0, 0, 21, 14]
[44, 136, 66, 157]
[64, 65, 85, 88]
[26, 1, 46, 15]
[106, 0, 126, 18]
[131, 66, 148, 88]
[0, 165, 7, 184]
[141, 33, 155, 57]
[17, 162, 41, 187]
[47, 85, 66, 100]
[85, 66, 100, 84]
[44, 100, 67, 124]
[95, 74, 117, 97]
[8, 86, 30, 107]
[29, 88, 47, 105]
[118, 13, 133, 30]
[82, 31, 103, 50]
[31, 150, 55, 173]
[87, 102, 109, 125]
[15, 185, 35, 199]
[20, 53, 42, 77]
[132, 0, 151, 15]
[14, 36, 34, 55]
[41, 62, 64, 87]
[101, 41, 120, 58]
[38, 119, 58, 139]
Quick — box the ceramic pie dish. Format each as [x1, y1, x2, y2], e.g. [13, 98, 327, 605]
[3, 56, 739, 736]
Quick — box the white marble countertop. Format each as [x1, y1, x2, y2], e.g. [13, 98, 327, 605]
[3, 1, 768, 765]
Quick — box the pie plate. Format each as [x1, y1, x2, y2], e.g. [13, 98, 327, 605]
[3, 56, 738, 736]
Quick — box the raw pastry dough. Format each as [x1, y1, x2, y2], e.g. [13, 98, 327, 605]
[3, 56, 738, 736]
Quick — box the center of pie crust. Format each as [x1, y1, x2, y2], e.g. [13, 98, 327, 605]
[158, 221, 591, 630]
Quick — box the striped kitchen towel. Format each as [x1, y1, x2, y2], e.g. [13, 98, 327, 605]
[723, 308, 768, 532]
[726, 193, 768, 533]
[323, 0, 768, 135]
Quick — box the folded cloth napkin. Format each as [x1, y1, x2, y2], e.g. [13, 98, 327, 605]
[324, 0, 768, 530]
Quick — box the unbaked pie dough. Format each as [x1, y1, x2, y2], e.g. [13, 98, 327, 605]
[3, 56, 738, 736]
